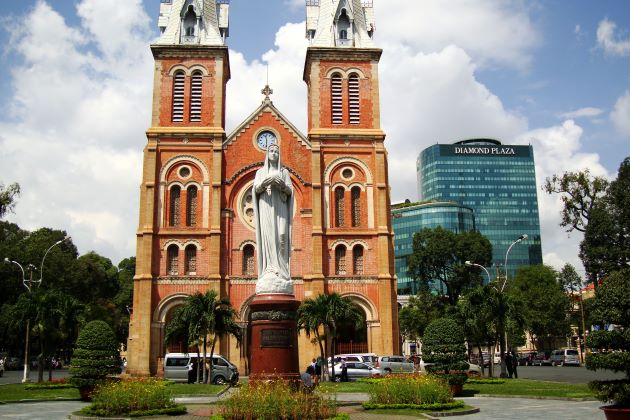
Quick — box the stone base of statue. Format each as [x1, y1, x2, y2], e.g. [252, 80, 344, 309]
[249, 293, 300, 380]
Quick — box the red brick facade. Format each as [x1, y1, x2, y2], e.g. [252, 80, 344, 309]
[126, 43, 399, 377]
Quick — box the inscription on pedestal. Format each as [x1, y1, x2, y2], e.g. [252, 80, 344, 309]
[260, 328, 291, 348]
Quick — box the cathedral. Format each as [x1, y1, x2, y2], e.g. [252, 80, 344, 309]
[126, 0, 399, 377]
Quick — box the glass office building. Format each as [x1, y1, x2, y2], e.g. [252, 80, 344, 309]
[417, 139, 543, 280]
[392, 201, 475, 294]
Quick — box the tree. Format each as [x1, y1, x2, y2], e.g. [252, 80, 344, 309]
[507, 265, 570, 350]
[407, 227, 492, 305]
[399, 290, 447, 343]
[164, 290, 241, 384]
[297, 293, 364, 381]
[422, 317, 468, 390]
[70, 320, 121, 399]
[543, 169, 608, 233]
[585, 269, 630, 408]
[0, 183, 20, 219]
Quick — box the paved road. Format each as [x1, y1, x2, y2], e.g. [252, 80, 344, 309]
[484, 364, 625, 383]
[0, 369, 69, 385]
[0, 396, 606, 420]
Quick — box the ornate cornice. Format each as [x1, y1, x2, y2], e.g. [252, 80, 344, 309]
[224, 162, 311, 187]
[154, 276, 212, 285]
[326, 277, 379, 284]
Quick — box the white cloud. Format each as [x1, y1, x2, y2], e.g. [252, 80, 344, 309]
[560, 107, 604, 120]
[517, 120, 610, 273]
[610, 91, 630, 136]
[376, 0, 540, 69]
[597, 18, 630, 56]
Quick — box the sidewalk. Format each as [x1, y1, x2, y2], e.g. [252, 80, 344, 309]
[0, 393, 605, 419]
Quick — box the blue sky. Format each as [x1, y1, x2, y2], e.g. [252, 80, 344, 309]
[0, 0, 628, 275]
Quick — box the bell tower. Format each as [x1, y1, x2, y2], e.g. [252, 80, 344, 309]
[127, 0, 231, 376]
[303, 0, 400, 356]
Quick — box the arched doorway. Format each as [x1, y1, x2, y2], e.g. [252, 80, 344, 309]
[334, 293, 376, 354]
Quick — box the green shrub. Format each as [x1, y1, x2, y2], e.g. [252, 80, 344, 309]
[217, 379, 337, 419]
[79, 378, 184, 417]
[367, 374, 453, 406]
[585, 269, 630, 407]
[422, 317, 468, 387]
[69, 320, 121, 390]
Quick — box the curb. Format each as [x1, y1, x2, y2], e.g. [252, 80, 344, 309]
[422, 407, 481, 419]
[0, 397, 82, 404]
[472, 394, 596, 402]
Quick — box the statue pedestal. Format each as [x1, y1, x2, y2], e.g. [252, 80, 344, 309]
[249, 293, 300, 380]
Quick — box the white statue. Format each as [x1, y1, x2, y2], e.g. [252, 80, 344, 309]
[253, 143, 294, 294]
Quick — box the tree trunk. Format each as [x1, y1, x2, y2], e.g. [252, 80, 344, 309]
[477, 343, 485, 376]
[209, 335, 217, 384]
[202, 336, 208, 384]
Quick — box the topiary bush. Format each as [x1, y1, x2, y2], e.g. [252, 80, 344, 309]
[422, 317, 468, 389]
[585, 269, 630, 407]
[69, 320, 121, 398]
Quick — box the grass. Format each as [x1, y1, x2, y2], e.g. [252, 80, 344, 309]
[168, 383, 225, 395]
[464, 379, 593, 399]
[0, 382, 225, 402]
[317, 381, 374, 393]
[0, 383, 80, 401]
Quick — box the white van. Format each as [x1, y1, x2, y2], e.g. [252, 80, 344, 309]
[163, 353, 239, 385]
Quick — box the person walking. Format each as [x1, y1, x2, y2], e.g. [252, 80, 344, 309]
[314, 357, 322, 385]
[505, 352, 514, 378]
[340, 359, 348, 382]
[511, 351, 519, 379]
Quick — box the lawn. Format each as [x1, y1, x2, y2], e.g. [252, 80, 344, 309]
[0, 384, 80, 401]
[0, 382, 226, 402]
[464, 379, 593, 399]
[318, 378, 594, 399]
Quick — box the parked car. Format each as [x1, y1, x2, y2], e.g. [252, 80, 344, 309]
[518, 351, 537, 366]
[531, 351, 551, 366]
[469, 352, 489, 367]
[549, 349, 580, 366]
[163, 353, 239, 385]
[376, 356, 414, 374]
[332, 361, 383, 382]
[419, 360, 481, 377]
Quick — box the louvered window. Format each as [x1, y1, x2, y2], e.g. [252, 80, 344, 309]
[331, 74, 343, 124]
[351, 186, 361, 227]
[243, 245, 255, 276]
[335, 187, 345, 227]
[169, 186, 181, 227]
[185, 245, 196, 275]
[172, 71, 185, 122]
[186, 186, 197, 227]
[353, 246, 364, 275]
[335, 246, 347, 275]
[348, 74, 360, 124]
[167, 245, 179, 275]
[190, 71, 202, 122]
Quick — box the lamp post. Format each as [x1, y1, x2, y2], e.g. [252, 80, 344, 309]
[465, 261, 491, 283]
[4, 236, 70, 383]
[498, 234, 528, 378]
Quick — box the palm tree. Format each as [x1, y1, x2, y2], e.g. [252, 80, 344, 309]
[164, 290, 241, 383]
[297, 293, 364, 381]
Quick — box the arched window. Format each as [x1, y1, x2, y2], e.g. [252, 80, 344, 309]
[331, 73, 343, 124]
[353, 246, 364, 275]
[169, 186, 181, 227]
[185, 245, 196, 275]
[189, 71, 202, 122]
[348, 74, 360, 124]
[336, 9, 351, 46]
[167, 245, 179, 275]
[339, 29, 347, 40]
[335, 186, 345, 227]
[186, 185, 197, 227]
[242, 244, 255, 276]
[172, 71, 185, 122]
[335, 245, 347, 275]
[351, 186, 361, 227]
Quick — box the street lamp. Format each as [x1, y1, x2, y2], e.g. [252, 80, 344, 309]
[4, 236, 70, 383]
[465, 261, 491, 284]
[498, 233, 528, 378]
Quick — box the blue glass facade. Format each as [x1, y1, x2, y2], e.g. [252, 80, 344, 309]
[392, 201, 475, 294]
[417, 139, 543, 280]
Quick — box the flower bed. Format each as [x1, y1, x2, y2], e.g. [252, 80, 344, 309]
[216, 379, 337, 420]
[78, 378, 186, 417]
[366, 373, 455, 406]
